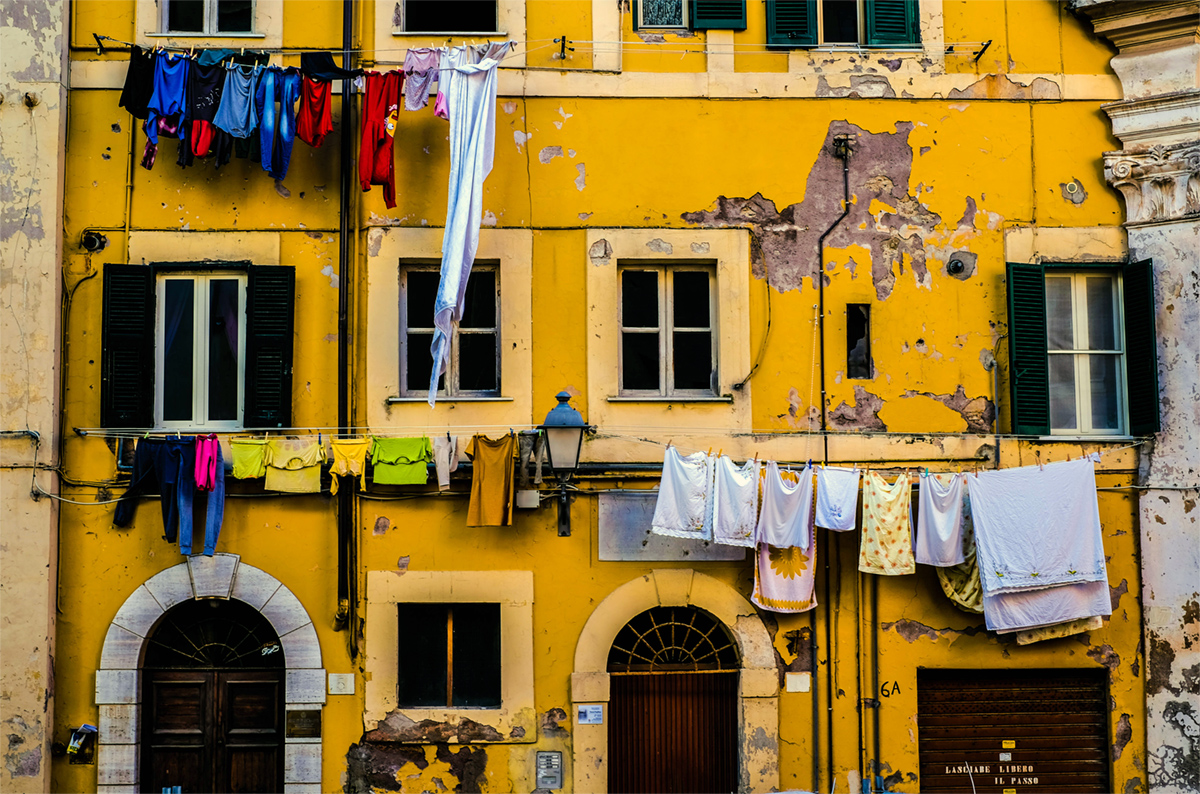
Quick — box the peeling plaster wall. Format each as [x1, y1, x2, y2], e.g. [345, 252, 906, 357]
[1131, 222, 1200, 794]
[1, 2, 66, 792]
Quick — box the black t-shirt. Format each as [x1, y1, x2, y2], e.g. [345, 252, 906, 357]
[118, 45, 155, 120]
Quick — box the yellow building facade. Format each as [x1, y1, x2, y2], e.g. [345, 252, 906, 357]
[4, 1, 1194, 793]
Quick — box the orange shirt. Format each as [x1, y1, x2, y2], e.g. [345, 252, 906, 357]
[465, 434, 516, 527]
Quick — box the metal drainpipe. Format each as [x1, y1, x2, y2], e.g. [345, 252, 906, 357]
[818, 134, 853, 791]
[871, 575, 882, 793]
[335, 0, 357, 657]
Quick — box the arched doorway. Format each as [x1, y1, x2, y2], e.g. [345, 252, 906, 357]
[607, 606, 740, 794]
[140, 598, 285, 793]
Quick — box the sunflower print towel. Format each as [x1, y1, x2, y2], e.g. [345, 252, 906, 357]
[752, 467, 817, 613]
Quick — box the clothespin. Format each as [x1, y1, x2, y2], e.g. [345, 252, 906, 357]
[717, 448, 723, 458]
[707, 447, 713, 457]
[807, 458, 812, 470]
[666, 439, 673, 449]
[924, 466, 929, 478]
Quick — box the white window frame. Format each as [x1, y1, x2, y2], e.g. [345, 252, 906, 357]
[159, 0, 257, 34]
[1046, 270, 1127, 436]
[399, 262, 501, 399]
[618, 263, 717, 398]
[154, 272, 248, 431]
[637, 0, 690, 30]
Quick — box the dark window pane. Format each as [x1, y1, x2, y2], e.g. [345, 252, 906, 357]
[163, 280, 195, 422]
[216, 0, 253, 32]
[208, 279, 240, 421]
[405, 0, 496, 32]
[1090, 354, 1120, 430]
[641, 0, 684, 26]
[672, 271, 711, 328]
[1049, 354, 1077, 430]
[1086, 276, 1116, 350]
[822, 0, 858, 43]
[622, 271, 658, 328]
[622, 332, 660, 391]
[406, 332, 444, 393]
[167, 0, 204, 31]
[460, 270, 496, 329]
[405, 271, 439, 329]
[1046, 277, 1074, 350]
[398, 604, 449, 707]
[673, 331, 714, 391]
[847, 304, 871, 379]
[458, 333, 498, 392]
[451, 604, 501, 708]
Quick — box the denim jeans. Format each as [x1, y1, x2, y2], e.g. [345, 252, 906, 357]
[113, 437, 195, 545]
[182, 443, 225, 557]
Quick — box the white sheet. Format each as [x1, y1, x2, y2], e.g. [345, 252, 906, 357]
[650, 447, 714, 541]
[968, 459, 1108, 595]
[711, 456, 760, 548]
[915, 472, 966, 566]
[755, 462, 815, 550]
[815, 466, 860, 531]
[984, 580, 1112, 633]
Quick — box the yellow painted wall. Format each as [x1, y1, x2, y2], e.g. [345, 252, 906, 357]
[51, 1, 1148, 792]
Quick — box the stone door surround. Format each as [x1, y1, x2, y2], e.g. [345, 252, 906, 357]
[94, 554, 325, 794]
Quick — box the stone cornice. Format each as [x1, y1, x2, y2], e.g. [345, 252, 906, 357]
[1103, 89, 1200, 146]
[1104, 141, 1200, 225]
[1070, 0, 1200, 50]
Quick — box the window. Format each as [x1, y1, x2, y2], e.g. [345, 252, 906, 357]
[101, 264, 295, 429]
[619, 265, 716, 396]
[767, 0, 919, 48]
[162, 0, 254, 33]
[638, 0, 688, 29]
[634, 0, 749, 31]
[401, 0, 498, 33]
[846, 303, 871, 379]
[400, 263, 499, 398]
[1006, 260, 1159, 437]
[157, 274, 246, 429]
[397, 603, 501, 708]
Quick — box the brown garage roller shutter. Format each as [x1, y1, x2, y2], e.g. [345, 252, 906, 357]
[917, 669, 1110, 793]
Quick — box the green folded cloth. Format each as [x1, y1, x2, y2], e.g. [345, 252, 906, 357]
[371, 437, 432, 485]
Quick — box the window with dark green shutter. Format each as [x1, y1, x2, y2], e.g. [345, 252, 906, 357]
[1006, 260, 1159, 437]
[766, 0, 918, 48]
[865, 0, 919, 46]
[767, 0, 816, 47]
[101, 265, 155, 428]
[691, 0, 746, 30]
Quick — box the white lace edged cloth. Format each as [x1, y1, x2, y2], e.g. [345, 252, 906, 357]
[650, 446, 714, 541]
[752, 463, 817, 613]
[711, 456, 760, 548]
[815, 465, 860, 531]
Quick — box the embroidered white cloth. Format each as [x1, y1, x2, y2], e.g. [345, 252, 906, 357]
[969, 459, 1108, 595]
[915, 472, 966, 566]
[815, 465, 860, 531]
[755, 462, 815, 549]
[752, 466, 817, 613]
[983, 580, 1112, 633]
[711, 456, 760, 548]
[650, 446, 714, 541]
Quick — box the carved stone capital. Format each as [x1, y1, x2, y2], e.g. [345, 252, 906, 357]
[1104, 142, 1200, 225]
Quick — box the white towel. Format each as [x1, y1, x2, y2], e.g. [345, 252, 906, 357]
[428, 42, 511, 406]
[984, 580, 1112, 633]
[711, 456, 759, 548]
[915, 473, 966, 566]
[755, 462, 815, 549]
[432, 435, 460, 491]
[650, 447, 714, 541]
[815, 466, 860, 531]
[969, 459, 1108, 594]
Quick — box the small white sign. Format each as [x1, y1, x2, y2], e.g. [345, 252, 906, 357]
[577, 704, 604, 725]
[328, 673, 355, 695]
[998, 752, 1012, 762]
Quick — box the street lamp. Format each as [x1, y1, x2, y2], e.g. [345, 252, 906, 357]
[539, 391, 588, 536]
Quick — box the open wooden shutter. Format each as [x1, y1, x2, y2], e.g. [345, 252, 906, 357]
[101, 264, 154, 428]
[691, 0, 746, 30]
[1121, 259, 1160, 436]
[865, 0, 919, 46]
[1006, 261, 1050, 437]
[244, 266, 295, 429]
[766, 0, 816, 47]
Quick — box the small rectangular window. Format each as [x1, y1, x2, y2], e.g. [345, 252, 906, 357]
[619, 264, 716, 396]
[163, 0, 254, 34]
[156, 273, 247, 429]
[397, 603, 501, 709]
[822, 0, 859, 43]
[402, 0, 498, 32]
[400, 263, 500, 398]
[846, 303, 871, 379]
[639, 0, 689, 28]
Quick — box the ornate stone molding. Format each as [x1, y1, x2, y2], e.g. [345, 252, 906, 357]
[1104, 142, 1200, 225]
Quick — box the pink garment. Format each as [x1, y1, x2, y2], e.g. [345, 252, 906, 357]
[194, 434, 220, 491]
[433, 49, 450, 119]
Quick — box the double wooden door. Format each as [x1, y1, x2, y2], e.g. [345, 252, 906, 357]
[608, 672, 739, 794]
[142, 669, 284, 794]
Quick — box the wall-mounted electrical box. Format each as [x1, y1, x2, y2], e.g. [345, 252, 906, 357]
[536, 750, 563, 790]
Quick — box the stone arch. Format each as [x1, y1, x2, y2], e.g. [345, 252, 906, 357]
[94, 553, 324, 791]
[570, 569, 779, 793]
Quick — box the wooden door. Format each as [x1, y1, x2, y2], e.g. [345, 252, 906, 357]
[608, 672, 739, 794]
[143, 669, 283, 793]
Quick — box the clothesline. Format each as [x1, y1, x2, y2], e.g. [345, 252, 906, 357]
[94, 33, 535, 57]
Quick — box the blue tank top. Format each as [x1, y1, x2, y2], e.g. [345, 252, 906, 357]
[213, 63, 260, 139]
[145, 51, 190, 145]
